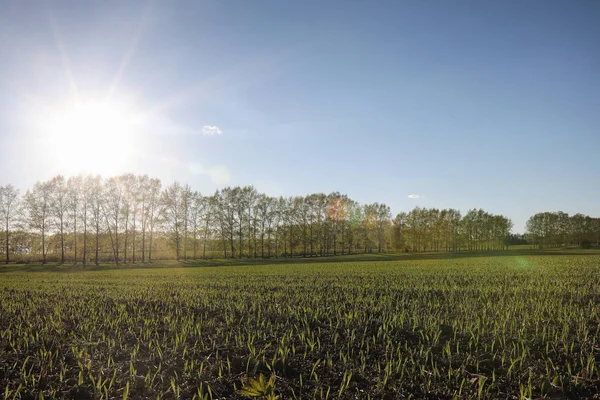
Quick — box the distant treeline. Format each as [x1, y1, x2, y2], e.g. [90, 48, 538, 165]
[0, 175, 598, 264]
[525, 212, 600, 249]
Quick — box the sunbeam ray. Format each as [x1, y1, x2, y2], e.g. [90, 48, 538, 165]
[107, 0, 155, 102]
[48, 8, 80, 105]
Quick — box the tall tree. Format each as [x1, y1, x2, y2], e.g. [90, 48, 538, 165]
[375, 203, 391, 253]
[161, 182, 187, 260]
[138, 175, 150, 262]
[88, 175, 103, 265]
[25, 181, 52, 264]
[345, 199, 362, 254]
[67, 175, 82, 264]
[0, 184, 20, 264]
[181, 184, 192, 260]
[120, 174, 136, 264]
[103, 177, 124, 265]
[244, 186, 258, 258]
[146, 178, 162, 263]
[79, 175, 91, 265]
[211, 192, 229, 259]
[392, 212, 407, 252]
[49, 176, 68, 264]
[219, 188, 237, 258]
[189, 191, 202, 259]
[363, 204, 378, 253]
[201, 195, 212, 259]
[128, 175, 141, 263]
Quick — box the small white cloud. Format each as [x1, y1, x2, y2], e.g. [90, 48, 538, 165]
[408, 194, 421, 199]
[202, 125, 223, 136]
[205, 165, 230, 185]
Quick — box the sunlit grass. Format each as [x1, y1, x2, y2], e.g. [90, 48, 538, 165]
[1, 254, 599, 399]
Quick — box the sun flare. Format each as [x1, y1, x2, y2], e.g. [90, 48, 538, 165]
[41, 100, 142, 176]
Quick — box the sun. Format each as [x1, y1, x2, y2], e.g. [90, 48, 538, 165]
[42, 99, 142, 176]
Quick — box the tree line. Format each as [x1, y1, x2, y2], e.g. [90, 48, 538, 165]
[392, 207, 513, 252]
[0, 174, 596, 264]
[525, 211, 600, 249]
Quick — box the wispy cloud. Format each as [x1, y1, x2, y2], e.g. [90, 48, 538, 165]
[408, 194, 421, 199]
[202, 125, 223, 136]
[205, 165, 231, 185]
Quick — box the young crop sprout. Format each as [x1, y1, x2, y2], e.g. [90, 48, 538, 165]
[239, 374, 279, 400]
[1, 255, 599, 398]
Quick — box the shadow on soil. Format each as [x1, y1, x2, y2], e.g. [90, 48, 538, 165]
[1, 248, 598, 274]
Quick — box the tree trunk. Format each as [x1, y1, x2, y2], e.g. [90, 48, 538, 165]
[141, 228, 146, 263]
[261, 221, 265, 258]
[303, 222, 307, 257]
[83, 209, 87, 266]
[333, 224, 337, 256]
[203, 218, 209, 259]
[42, 221, 46, 265]
[132, 211, 136, 263]
[253, 218, 257, 258]
[5, 219, 9, 264]
[141, 202, 146, 263]
[149, 225, 153, 263]
[73, 206, 77, 264]
[124, 215, 128, 264]
[239, 219, 243, 259]
[309, 223, 313, 257]
[115, 216, 119, 265]
[248, 207, 253, 258]
[60, 219, 65, 264]
[95, 218, 99, 266]
[341, 225, 344, 255]
[230, 229, 235, 259]
[193, 228, 197, 260]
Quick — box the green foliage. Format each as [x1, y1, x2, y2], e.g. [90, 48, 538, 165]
[526, 211, 600, 249]
[239, 373, 278, 399]
[0, 254, 599, 399]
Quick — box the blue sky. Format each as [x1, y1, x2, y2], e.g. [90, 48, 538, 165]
[0, 1, 598, 232]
